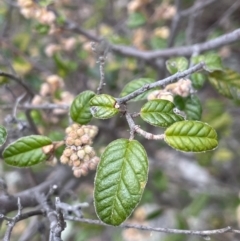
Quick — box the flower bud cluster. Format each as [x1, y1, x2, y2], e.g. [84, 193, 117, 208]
[148, 90, 174, 102]
[45, 38, 78, 57]
[147, 78, 192, 102]
[31, 75, 74, 123]
[60, 123, 100, 178]
[165, 79, 192, 97]
[17, 0, 56, 25]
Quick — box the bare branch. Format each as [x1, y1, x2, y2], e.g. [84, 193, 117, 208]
[97, 56, 106, 94]
[63, 21, 100, 42]
[125, 113, 164, 140]
[3, 198, 22, 241]
[0, 166, 73, 215]
[179, 0, 217, 17]
[0, 71, 35, 98]
[61, 15, 240, 61]
[56, 200, 89, 217]
[112, 28, 240, 60]
[117, 62, 204, 104]
[65, 216, 240, 237]
[2, 103, 69, 111]
[36, 194, 66, 241]
[167, 0, 182, 47]
[12, 93, 26, 119]
[204, 1, 240, 38]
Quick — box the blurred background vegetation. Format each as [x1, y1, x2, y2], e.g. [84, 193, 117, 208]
[0, 0, 240, 240]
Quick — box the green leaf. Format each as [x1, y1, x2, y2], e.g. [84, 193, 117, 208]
[191, 53, 223, 72]
[127, 12, 146, 29]
[185, 96, 202, 120]
[208, 69, 240, 100]
[0, 125, 7, 146]
[34, 23, 50, 35]
[3, 135, 53, 167]
[120, 78, 155, 102]
[94, 139, 148, 226]
[53, 53, 78, 77]
[140, 100, 184, 127]
[166, 57, 188, 74]
[70, 90, 95, 124]
[150, 37, 167, 50]
[191, 72, 206, 89]
[89, 94, 119, 119]
[174, 95, 185, 110]
[164, 121, 218, 152]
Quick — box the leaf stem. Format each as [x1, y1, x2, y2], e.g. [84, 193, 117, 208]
[125, 113, 165, 140]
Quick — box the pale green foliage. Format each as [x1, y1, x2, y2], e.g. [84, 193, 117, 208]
[89, 94, 119, 119]
[164, 121, 218, 152]
[166, 57, 189, 74]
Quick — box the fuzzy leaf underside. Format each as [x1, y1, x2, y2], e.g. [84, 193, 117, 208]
[89, 94, 119, 119]
[3, 135, 52, 167]
[94, 139, 148, 226]
[164, 121, 218, 152]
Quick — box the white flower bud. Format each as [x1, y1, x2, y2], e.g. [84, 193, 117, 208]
[65, 126, 73, 134]
[65, 137, 75, 146]
[76, 128, 84, 137]
[63, 148, 72, 157]
[72, 123, 81, 130]
[60, 155, 69, 164]
[70, 153, 78, 162]
[77, 150, 85, 159]
[84, 154, 90, 162]
[73, 160, 81, 167]
[74, 139, 82, 147]
[81, 134, 90, 145]
[84, 145, 93, 154]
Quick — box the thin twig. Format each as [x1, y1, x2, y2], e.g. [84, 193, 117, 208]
[0, 165, 73, 215]
[97, 57, 106, 94]
[0, 71, 35, 98]
[54, 197, 66, 240]
[179, 0, 217, 17]
[112, 28, 240, 59]
[117, 62, 204, 104]
[3, 198, 22, 241]
[125, 113, 165, 140]
[36, 192, 63, 241]
[0, 210, 45, 223]
[61, 15, 240, 60]
[12, 93, 26, 119]
[1, 103, 69, 110]
[65, 216, 240, 237]
[186, 0, 200, 45]
[168, 0, 182, 47]
[56, 201, 89, 217]
[204, 1, 240, 38]
[125, 113, 136, 140]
